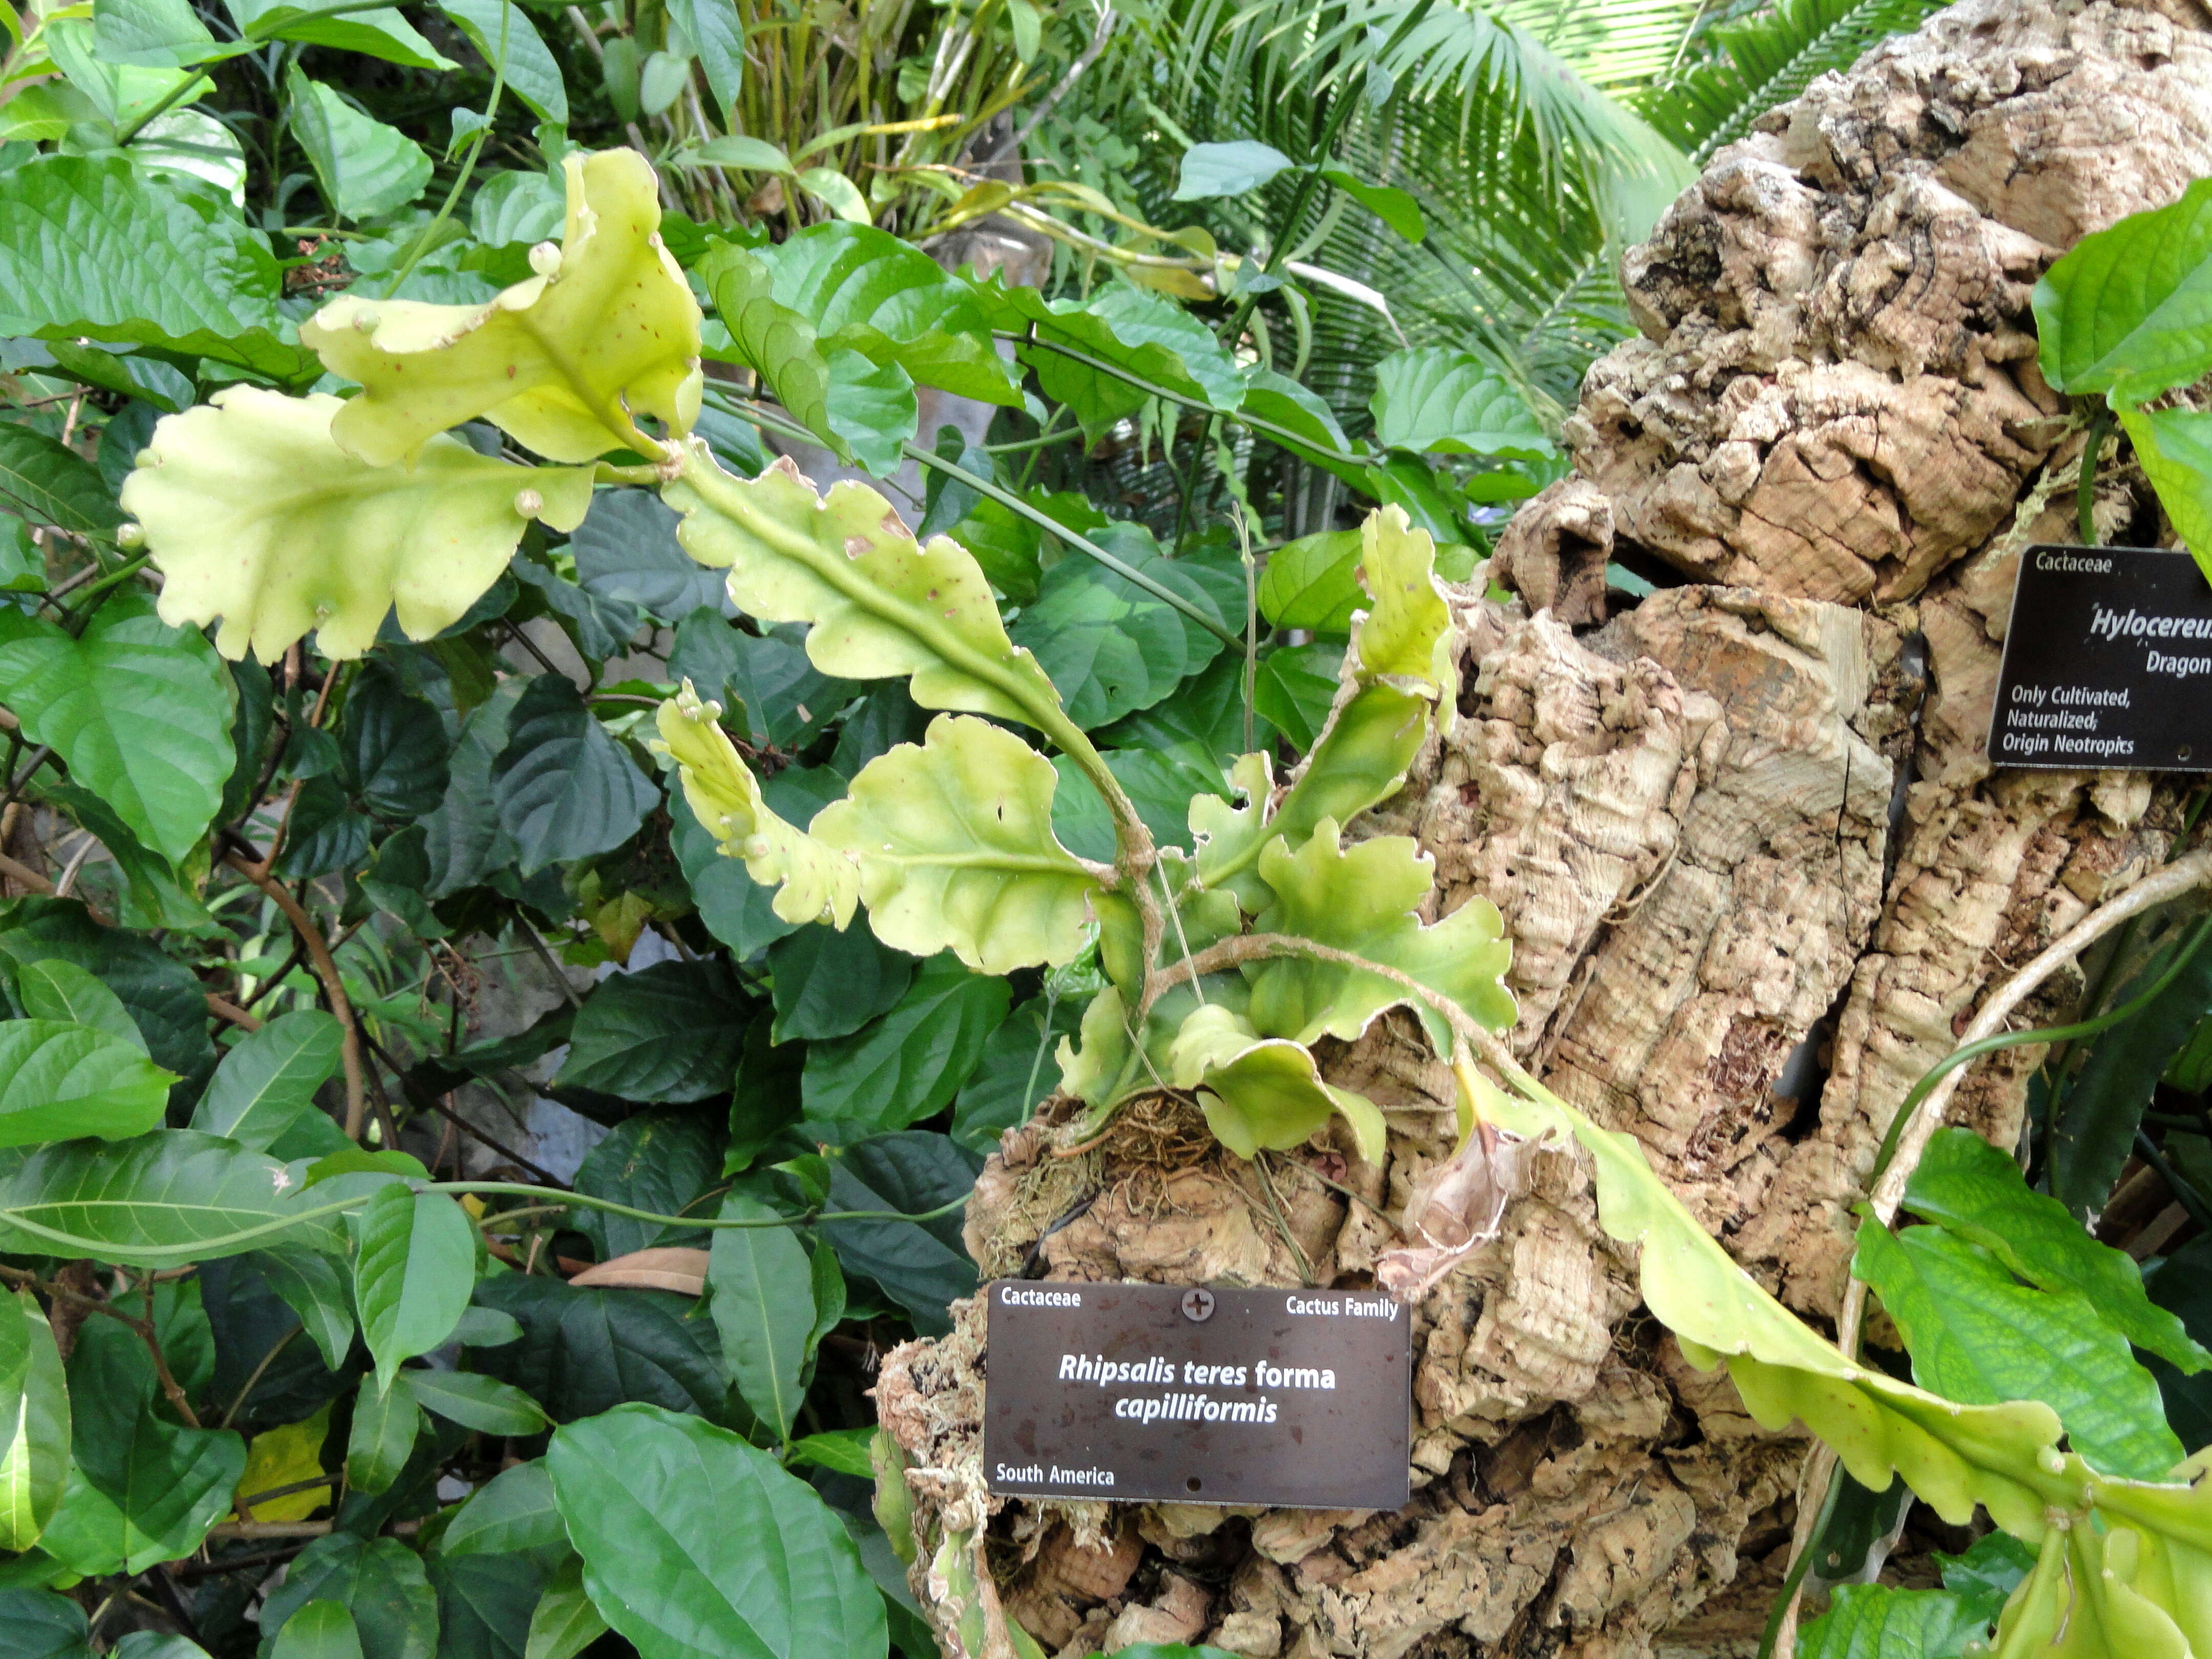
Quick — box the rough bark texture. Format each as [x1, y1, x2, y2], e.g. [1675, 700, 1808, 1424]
[875, 4, 2212, 1656]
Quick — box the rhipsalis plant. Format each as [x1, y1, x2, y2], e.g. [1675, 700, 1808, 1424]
[96, 145, 2212, 1659]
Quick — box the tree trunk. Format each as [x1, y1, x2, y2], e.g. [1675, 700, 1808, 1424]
[874, 4, 2212, 1655]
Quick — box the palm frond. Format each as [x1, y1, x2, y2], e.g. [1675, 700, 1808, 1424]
[1640, 0, 1950, 158]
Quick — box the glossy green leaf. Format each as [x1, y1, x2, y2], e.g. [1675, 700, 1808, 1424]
[285, 68, 431, 218]
[409, 1369, 549, 1435]
[669, 451, 1068, 732]
[1245, 820, 1515, 1047]
[821, 348, 918, 476]
[1798, 1582, 1997, 1659]
[424, 677, 528, 898]
[125, 387, 592, 663]
[701, 246, 842, 457]
[226, 0, 453, 68]
[303, 149, 703, 466]
[1249, 644, 1343, 749]
[818, 1132, 982, 1335]
[707, 1192, 814, 1439]
[28, 778, 215, 932]
[511, 557, 642, 659]
[548, 1402, 887, 1659]
[801, 955, 1010, 1141]
[1008, 538, 1233, 728]
[440, 1460, 567, 1561]
[813, 715, 1101, 973]
[15, 960, 141, 1051]
[1370, 348, 1553, 459]
[754, 223, 1020, 406]
[573, 1113, 720, 1257]
[951, 994, 1077, 1154]
[189, 1010, 344, 1151]
[655, 684, 862, 928]
[0, 423, 123, 536]
[1257, 529, 1364, 634]
[556, 959, 750, 1102]
[977, 278, 1245, 437]
[0, 155, 309, 379]
[435, 0, 567, 121]
[1855, 1218, 2183, 1479]
[668, 612, 852, 751]
[0, 1130, 346, 1266]
[525, 1559, 609, 1659]
[91, 0, 221, 66]
[1903, 1128, 2209, 1372]
[470, 1273, 730, 1423]
[270, 1601, 366, 1659]
[788, 1427, 876, 1477]
[664, 0, 740, 119]
[433, 1550, 547, 1659]
[345, 1371, 421, 1496]
[0, 1290, 70, 1551]
[0, 1019, 174, 1145]
[1167, 1003, 1386, 1161]
[0, 594, 233, 864]
[491, 674, 658, 874]
[261, 1534, 439, 1659]
[40, 1315, 243, 1575]
[2033, 176, 2212, 398]
[572, 490, 724, 624]
[353, 1185, 477, 1392]
[1174, 139, 1297, 199]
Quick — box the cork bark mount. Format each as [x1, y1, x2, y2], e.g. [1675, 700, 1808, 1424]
[874, 4, 2212, 1656]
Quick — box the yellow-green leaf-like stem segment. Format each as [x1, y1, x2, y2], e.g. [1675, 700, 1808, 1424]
[652, 685, 860, 929]
[121, 387, 594, 662]
[1167, 1002, 1387, 1162]
[303, 148, 703, 465]
[811, 715, 1106, 974]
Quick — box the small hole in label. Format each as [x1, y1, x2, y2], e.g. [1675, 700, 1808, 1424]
[1186, 1477, 1202, 1493]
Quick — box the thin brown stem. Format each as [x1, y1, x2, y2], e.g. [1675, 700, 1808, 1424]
[223, 854, 367, 1137]
[136, 1271, 203, 1428]
[205, 993, 264, 1032]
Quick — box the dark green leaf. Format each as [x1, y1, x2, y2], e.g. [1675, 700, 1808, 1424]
[202, 1247, 354, 1427]
[1902, 1126, 2209, 1371]
[556, 959, 750, 1103]
[353, 1186, 476, 1391]
[15, 959, 140, 1049]
[1855, 1216, 2182, 1479]
[1252, 642, 1344, 750]
[29, 779, 214, 932]
[951, 995, 1081, 1154]
[801, 955, 1009, 1141]
[819, 1131, 982, 1335]
[547, 1403, 887, 1659]
[1936, 1531, 2036, 1613]
[823, 350, 918, 477]
[524, 1559, 607, 1659]
[769, 924, 913, 1043]
[508, 560, 644, 663]
[432, 1551, 545, 1659]
[491, 674, 658, 875]
[440, 1460, 567, 1563]
[788, 1428, 876, 1476]
[573, 1112, 720, 1258]
[1009, 534, 1232, 728]
[342, 661, 450, 820]
[2052, 921, 2212, 1216]
[273, 776, 372, 881]
[0, 594, 235, 865]
[1318, 167, 1425, 241]
[260, 1534, 438, 1659]
[570, 491, 724, 625]
[1370, 348, 1553, 459]
[0, 897, 213, 1075]
[2145, 1235, 2212, 1452]
[668, 610, 853, 750]
[0, 1589, 88, 1659]
[707, 1192, 814, 1439]
[0, 422, 122, 535]
[435, 0, 567, 121]
[425, 677, 528, 898]
[0, 155, 309, 379]
[1097, 650, 1271, 768]
[345, 1371, 421, 1495]
[670, 801, 797, 959]
[977, 278, 1245, 437]
[470, 1273, 731, 1424]
[410, 1370, 549, 1436]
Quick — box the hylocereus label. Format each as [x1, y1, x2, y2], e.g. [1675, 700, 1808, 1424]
[1990, 545, 2212, 772]
[983, 1279, 1411, 1509]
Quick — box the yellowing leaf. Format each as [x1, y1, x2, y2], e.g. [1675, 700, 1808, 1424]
[1056, 982, 1133, 1110]
[302, 148, 703, 464]
[812, 715, 1103, 974]
[1247, 819, 1516, 1047]
[236, 1401, 332, 1522]
[667, 453, 1069, 733]
[123, 386, 593, 662]
[1166, 1003, 1386, 1162]
[652, 683, 859, 928]
[1352, 504, 1457, 711]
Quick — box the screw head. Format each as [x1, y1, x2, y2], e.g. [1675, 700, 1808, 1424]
[1180, 1288, 1215, 1323]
